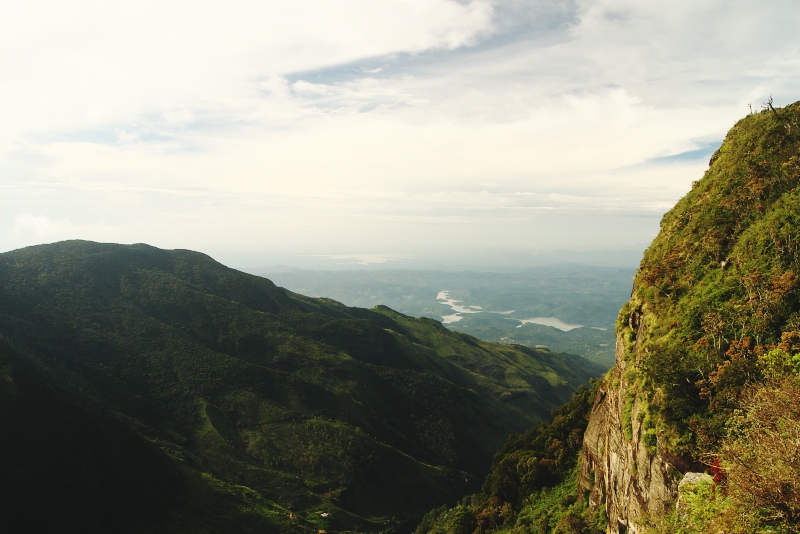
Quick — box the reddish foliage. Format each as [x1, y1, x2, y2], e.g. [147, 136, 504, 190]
[709, 457, 727, 491]
[778, 330, 800, 353]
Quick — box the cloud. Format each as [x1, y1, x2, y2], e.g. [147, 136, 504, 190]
[13, 214, 74, 237]
[115, 129, 141, 144]
[309, 254, 414, 265]
[0, 0, 494, 135]
[292, 81, 334, 96]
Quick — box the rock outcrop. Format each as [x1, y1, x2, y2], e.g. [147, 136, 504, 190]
[579, 335, 681, 533]
[579, 311, 705, 533]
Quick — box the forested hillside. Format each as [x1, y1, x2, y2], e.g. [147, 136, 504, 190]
[0, 241, 603, 533]
[414, 383, 604, 534]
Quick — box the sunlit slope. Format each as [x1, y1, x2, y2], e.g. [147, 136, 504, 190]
[624, 101, 800, 446]
[0, 241, 602, 532]
[576, 101, 800, 532]
[371, 306, 602, 417]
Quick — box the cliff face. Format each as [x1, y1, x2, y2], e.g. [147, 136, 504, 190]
[579, 332, 681, 534]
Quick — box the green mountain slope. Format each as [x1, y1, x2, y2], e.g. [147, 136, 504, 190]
[622, 102, 800, 450]
[0, 340, 286, 534]
[0, 241, 603, 533]
[579, 102, 800, 533]
[592, 100, 800, 532]
[413, 383, 603, 534]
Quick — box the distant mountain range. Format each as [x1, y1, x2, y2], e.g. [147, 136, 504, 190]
[257, 267, 635, 366]
[0, 241, 604, 533]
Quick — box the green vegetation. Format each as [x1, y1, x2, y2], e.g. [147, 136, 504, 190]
[0, 240, 603, 533]
[448, 315, 616, 367]
[609, 101, 800, 531]
[647, 371, 800, 534]
[626, 102, 800, 448]
[414, 382, 604, 534]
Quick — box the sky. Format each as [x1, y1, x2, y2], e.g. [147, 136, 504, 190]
[2, 0, 800, 269]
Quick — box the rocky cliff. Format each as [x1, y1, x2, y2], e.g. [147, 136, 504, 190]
[579, 332, 684, 534]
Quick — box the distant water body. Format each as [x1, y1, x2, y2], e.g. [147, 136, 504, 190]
[437, 291, 604, 331]
[516, 317, 583, 331]
[437, 290, 484, 323]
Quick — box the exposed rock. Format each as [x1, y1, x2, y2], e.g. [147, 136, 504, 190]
[675, 473, 712, 519]
[579, 332, 683, 534]
[678, 472, 712, 492]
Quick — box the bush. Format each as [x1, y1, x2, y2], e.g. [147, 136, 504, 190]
[722, 377, 800, 527]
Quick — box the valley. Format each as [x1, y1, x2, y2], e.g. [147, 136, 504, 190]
[258, 266, 634, 367]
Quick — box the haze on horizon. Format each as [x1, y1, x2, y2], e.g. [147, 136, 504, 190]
[2, 0, 799, 269]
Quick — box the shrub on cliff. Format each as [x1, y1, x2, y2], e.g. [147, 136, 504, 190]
[721, 375, 800, 528]
[646, 342, 800, 533]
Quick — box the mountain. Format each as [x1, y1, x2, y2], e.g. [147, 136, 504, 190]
[414, 102, 800, 534]
[579, 102, 800, 533]
[0, 240, 604, 533]
[578, 101, 800, 533]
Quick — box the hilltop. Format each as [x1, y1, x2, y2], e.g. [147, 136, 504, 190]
[0, 240, 603, 533]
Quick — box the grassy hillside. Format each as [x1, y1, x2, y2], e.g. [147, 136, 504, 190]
[596, 102, 800, 532]
[623, 102, 800, 450]
[0, 241, 603, 533]
[618, 101, 800, 532]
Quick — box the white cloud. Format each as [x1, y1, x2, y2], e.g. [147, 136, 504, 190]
[292, 81, 334, 96]
[0, 0, 494, 134]
[14, 214, 74, 237]
[115, 129, 141, 143]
